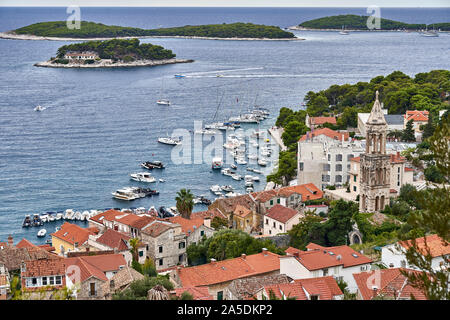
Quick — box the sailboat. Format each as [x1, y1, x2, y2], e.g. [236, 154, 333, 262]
[156, 77, 171, 105]
[339, 25, 349, 35]
[421, 25, 439, 37]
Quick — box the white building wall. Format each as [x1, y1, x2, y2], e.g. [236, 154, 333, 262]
[381, 244, 446, 272]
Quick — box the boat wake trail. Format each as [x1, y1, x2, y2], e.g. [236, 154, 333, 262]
[183, 67, 264, 76]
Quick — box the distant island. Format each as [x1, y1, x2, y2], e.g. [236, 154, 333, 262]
[1, 21, 298, 40]
[289, 14, 450, 31]
[34, 38, 193, 68]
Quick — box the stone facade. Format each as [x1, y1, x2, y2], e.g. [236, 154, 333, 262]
[359, 91, 391, 213]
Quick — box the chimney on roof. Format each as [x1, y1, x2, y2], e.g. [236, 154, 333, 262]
[7, 235, 13, 246]
[372, 286, 378, 296]
[203, 217, 211, 229]
[336, 255, 342, 261]
[110, 279, 115, 291]
[262, 248, 268, 256]
[241, 253, 246, 260]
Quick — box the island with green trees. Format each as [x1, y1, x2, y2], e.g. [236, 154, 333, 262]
[1, 21, 298, 40]
[34, 38, 193, 68]
[289, 14, 450, 31]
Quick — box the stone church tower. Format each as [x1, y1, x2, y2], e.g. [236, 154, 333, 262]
[359, 91, 391, 213]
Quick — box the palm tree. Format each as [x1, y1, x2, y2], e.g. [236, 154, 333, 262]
[129, 238, 140, 262]
[147, 285, 170, 300]
[175, 188, 194, 219]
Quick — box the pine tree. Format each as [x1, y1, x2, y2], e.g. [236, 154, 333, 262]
[422, 115, 435, 140]
[402, 119, 416, 142]
[400, 116, 449, 300]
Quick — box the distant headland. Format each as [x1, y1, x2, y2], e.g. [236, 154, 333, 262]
[288, 14, 450, 31]
[34, 38, 194, 68]
[1, 21, 301, 40]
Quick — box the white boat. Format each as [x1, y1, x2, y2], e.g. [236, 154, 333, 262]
[212, 157, 223, 170]
[248, 154, 258, 160]
[216, 74, 224, 77]
[246, 187, 254, 193]
[48, 214, 56, 222]
[130, 172, 156, 183]
[225, 192, 239, 198]
[421, 30, 439, 37]
[230, 164, 237, 170]
[252, 176, 260, 181]
[258, 159, 268, 166]
[81, 211, 90, 221]
[221, 185, 234, 192]
[55, 212, 63, 220]
[253, 169, 263, 174]
[159, 179, 165, 183]
[339, 26, 349, 35]
[37, 229, 47, 237]
[221, 168, 234, 176]
[210, 185, 222, 193]
[236, 158, 247, 165]
[40, 214, 49, 223]
[194, 129, 219, 135]
[34, 105, 46, 112]
[214, 191, 223, 196]
[112, 188, 138, 201]
[74, 211, 82, 220]
[158, 136, 181, 145]
[231, 174, 242, 181]
[156, 99, 171, 105]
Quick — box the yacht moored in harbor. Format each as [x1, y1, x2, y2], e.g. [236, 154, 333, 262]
[141, 161, 165, 169]
[158, 136, 182, 145]
[130, 172, 156, 183]
[37, 229, 47, 237]
[156, 99, 171, 105]
[212, 157, 223, 169]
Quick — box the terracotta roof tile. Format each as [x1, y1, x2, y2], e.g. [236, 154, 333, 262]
[405, 110, 429, 122]
[310, 117, 337, 126]
[299, 128, 349, 142]
[294, 276, 343, 299]
[399, 234, 450, 258]
[353, 268, 427, 300]
[65, 253, 126, 283]
[95, 229, 131, 251]
[51, 222, 95, 246]
[266, 205, 300, 224]
[177, 251, 280, 287]
[172, 286, 214, 300]
[142, 221, 173, 237]
[234, 205, 253, 218]
[227, 274, 290, 299]
[166, 216, 207, 236]
[285, 243, 372, 270]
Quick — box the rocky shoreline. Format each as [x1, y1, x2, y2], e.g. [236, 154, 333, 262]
[34, 58, 194, 68]
[0, 31, 304, 41]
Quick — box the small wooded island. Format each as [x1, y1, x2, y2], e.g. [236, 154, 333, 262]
[35, 38, 193, 68]
[291, 14, 450, 31]
[2, 21, 298, 40]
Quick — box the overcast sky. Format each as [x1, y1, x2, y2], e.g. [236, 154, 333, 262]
[0, 1, 449, 7]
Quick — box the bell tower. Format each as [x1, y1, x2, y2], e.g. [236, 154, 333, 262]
[359, 91, 391, 213]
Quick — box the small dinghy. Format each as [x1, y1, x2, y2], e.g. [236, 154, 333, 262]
[37, 229, 47, 237]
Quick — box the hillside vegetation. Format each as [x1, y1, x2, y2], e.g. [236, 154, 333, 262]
[55, 38, 176, 61]
[13, 21, 295, 39]
[299, 14, 449, 31]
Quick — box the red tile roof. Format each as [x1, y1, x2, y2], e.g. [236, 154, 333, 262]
[264, 276, 342, 300]
[405, 110, 429, 122]
[51, 222, 96, 246]
[172, 286, 213, 300]
[89, 209, 123, 224]
[142, 221, 173, 237]
[65, 253, 126, 283]
[234, 204, 253, 218]
[177, 251, 280, 287]
[351, 153, 406, 164]
[191, 208, 227, 220]
[285, 243, 372, 270]
[310, 116, 337, 126]
[299, 128, 349, 142]
[295, 276, 343, 299]
[95, 229, 130, 251]
[21, 257, 66, 291]
[166, 216, 207, 236]
[266, 205, 300, 224]
[399, 234, 450, 258]
[252, 183, 323, 203]
[353, 268, 427, 300]
[404, 167, 414, 172]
